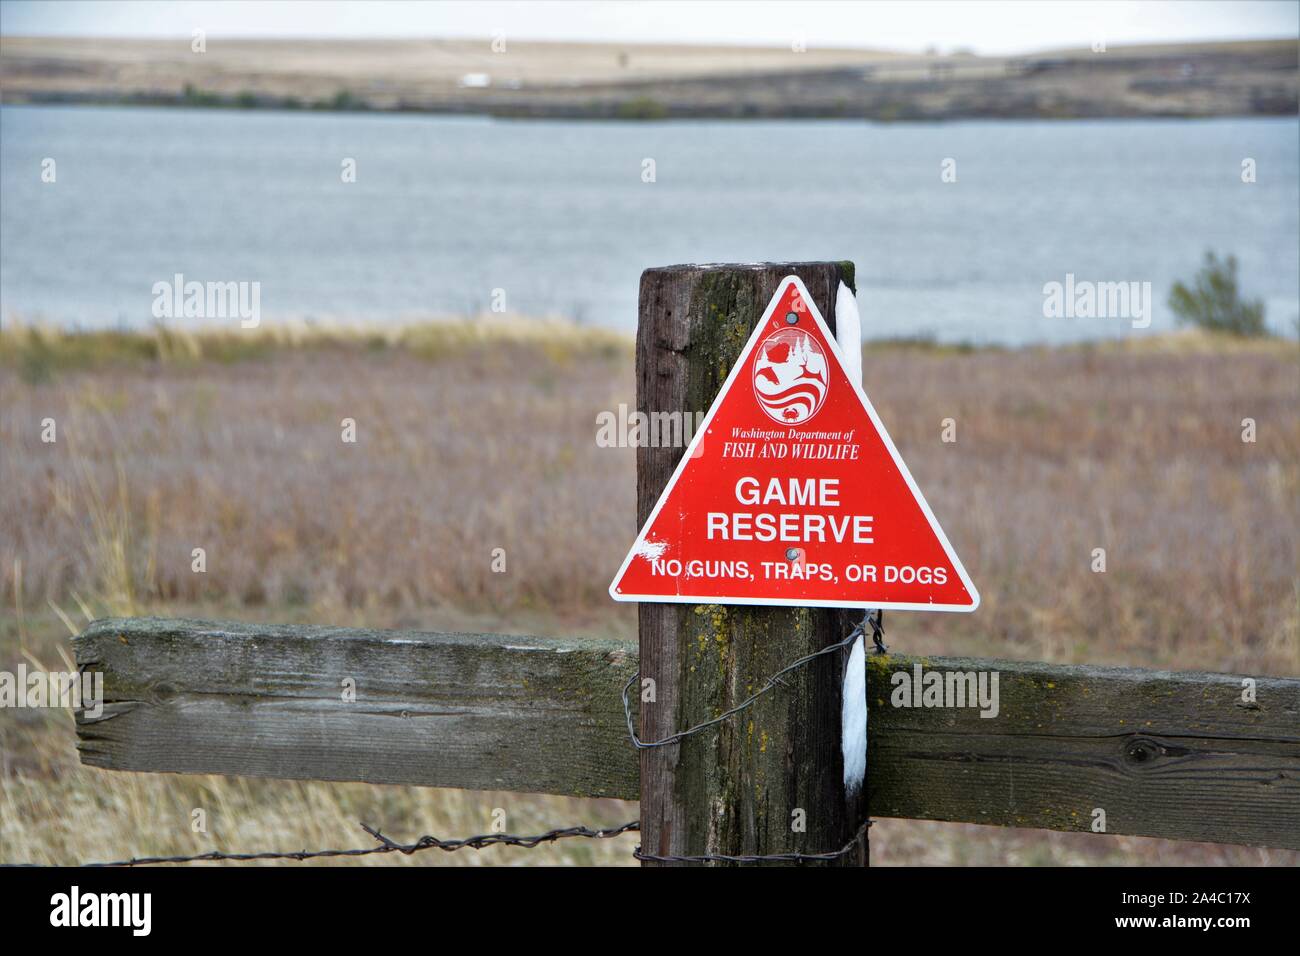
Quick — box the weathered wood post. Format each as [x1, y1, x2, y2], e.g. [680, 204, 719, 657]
[635, 262, 866, 865]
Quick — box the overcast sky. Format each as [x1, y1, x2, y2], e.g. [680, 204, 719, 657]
[1, 1, 1295, 55]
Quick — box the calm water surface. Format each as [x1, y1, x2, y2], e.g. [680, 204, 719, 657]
[2, 105, 1296, 343]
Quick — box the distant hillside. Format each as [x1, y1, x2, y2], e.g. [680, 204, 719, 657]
[0, 36, 1295, 120]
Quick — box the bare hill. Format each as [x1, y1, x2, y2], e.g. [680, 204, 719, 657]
[0, 36, 1295, 119]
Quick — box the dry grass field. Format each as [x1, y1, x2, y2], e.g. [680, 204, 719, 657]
[1, 319, 1297, 865]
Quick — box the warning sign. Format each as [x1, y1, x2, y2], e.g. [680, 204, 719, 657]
[609, 275, 978, 611]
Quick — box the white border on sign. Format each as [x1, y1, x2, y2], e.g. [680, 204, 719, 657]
[609, 274, 980, 612]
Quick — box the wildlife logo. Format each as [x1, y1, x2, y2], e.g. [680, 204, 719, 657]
[751, 328, 829, 425]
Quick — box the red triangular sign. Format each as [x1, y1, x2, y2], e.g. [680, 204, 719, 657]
[610, 275, 978, 611]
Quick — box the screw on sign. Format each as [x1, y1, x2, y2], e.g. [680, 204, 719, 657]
[610, 275, 978, 612]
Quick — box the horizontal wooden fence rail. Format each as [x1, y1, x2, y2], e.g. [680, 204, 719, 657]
[75, 617, 640, 800]
[74, 617, 1300, 850]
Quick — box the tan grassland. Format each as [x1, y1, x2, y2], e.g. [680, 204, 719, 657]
[1, 319, 1297, 865]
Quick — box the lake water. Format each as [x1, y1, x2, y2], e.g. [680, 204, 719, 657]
[1, 105, 1296, 344]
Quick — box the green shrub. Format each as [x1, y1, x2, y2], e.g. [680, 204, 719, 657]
[1168, 252, 1266, 337]
[615, 96, 668, 120]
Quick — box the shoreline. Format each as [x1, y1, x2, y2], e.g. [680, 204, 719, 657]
[10, 98, 1300, 125]
[7, 90, 1299, 123]
[2, 320, 1293, 382]
[2, 36, 1295, 122]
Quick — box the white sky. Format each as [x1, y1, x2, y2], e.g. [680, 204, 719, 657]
[0, 0, 1295, 55]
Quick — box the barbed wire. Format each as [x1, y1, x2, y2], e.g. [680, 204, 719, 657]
[867, 608, 887, 653]
[635, 819, 870, 865]
[86, 821, 642, 867]
[86, 614, 883, 867]
[623, 610, 882, 749]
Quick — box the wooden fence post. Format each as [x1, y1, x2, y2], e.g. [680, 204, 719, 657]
[635, 262, 866, 866]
